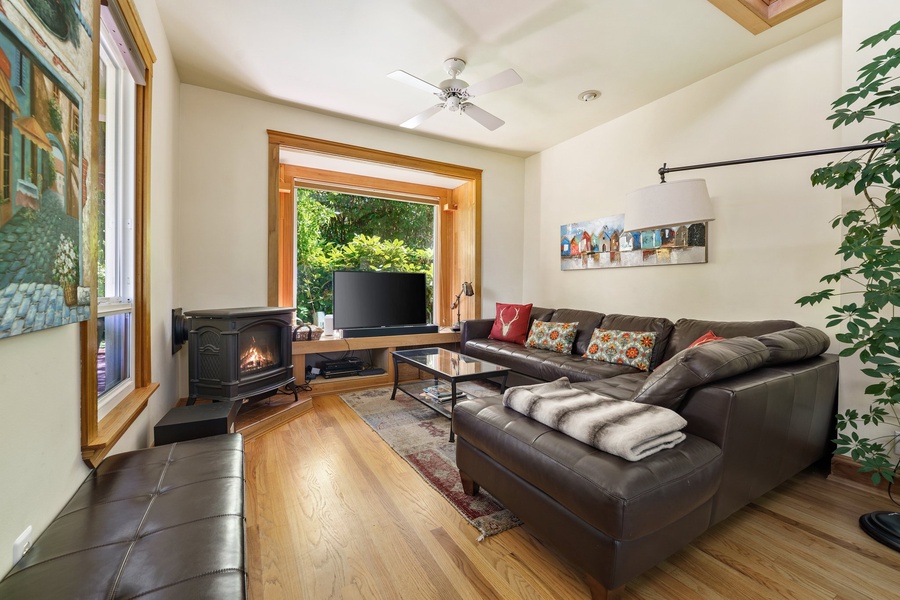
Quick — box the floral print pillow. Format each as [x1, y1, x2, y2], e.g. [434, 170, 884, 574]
[525, 320, 579, 354]
[583, 329, 657, 371]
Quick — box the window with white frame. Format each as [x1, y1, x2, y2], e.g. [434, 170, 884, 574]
[97, 16, 136, 417]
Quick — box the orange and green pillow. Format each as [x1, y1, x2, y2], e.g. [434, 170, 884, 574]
[525, 320, 578, 354]
[583, 329, 657, 372]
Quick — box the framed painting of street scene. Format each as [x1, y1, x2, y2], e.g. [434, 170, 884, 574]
[0, 1, 92, 338]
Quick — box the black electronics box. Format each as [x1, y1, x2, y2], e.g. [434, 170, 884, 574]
[321, 356, 363, 378]
[154, 400, 242, 445]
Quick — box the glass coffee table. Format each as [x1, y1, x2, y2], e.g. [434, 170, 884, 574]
[391, 347, 510, 441]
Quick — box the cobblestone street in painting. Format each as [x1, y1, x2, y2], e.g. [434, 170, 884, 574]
[0, 189, 89, 338]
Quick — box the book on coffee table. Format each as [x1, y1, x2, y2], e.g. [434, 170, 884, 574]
[421, 384, 466, 402]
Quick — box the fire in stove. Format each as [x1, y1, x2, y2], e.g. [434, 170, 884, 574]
[240, 337, 276, 373]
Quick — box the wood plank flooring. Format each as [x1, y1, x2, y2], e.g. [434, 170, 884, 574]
[244, 394, 900, 599]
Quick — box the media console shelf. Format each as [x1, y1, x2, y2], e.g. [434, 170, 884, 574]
[292, 329, 461, 396]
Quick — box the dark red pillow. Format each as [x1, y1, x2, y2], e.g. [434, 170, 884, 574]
[488, 303, 533, 344]
[688, 330, 725, 348]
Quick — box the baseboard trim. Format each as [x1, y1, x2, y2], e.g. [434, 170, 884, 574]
[829, 455, 891, 495]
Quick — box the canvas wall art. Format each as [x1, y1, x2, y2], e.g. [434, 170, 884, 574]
[0, 0, 92, 338]
[561, 213, 707, 271]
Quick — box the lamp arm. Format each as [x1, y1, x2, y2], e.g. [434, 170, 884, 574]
[658, 142, 886, 183]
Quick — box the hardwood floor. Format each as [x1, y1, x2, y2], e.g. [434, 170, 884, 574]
[244, 394, 900, 599]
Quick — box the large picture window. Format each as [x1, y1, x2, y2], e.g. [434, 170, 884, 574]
[295, 188, 436, 324]
[267, 131, 482, 331]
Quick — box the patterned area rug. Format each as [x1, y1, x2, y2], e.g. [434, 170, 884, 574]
[339, 383, 522, 539]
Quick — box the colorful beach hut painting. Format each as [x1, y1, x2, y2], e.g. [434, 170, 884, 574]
[560, 213, 708, 271]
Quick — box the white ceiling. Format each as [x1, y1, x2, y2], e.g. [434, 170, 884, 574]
[155, 0, 841, 158]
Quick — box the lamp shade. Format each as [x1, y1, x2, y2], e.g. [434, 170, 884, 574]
[624, 178, 715, 231]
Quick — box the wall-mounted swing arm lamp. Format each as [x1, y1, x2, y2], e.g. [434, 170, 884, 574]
[450, 282, 475, 332]
[623, 142, 886, 232]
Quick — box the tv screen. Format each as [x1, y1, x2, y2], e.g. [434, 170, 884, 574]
[332, 271, 429, 330]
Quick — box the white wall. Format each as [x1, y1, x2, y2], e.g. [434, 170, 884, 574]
[109, 0, 182, 451]
[0, 0, 181, 573]
[0, 325, 88, 572]
[174, 86, 527, 393]
[524, 21, 843, 330]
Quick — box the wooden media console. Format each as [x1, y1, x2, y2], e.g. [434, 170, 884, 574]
[292, 329, 461, 396]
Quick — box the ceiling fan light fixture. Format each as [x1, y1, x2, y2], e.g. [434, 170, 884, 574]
[578, 90, 601, 102]
[390, 58, 522, 130]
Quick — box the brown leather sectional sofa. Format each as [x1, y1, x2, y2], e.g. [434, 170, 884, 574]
[456, 307, 838, 599]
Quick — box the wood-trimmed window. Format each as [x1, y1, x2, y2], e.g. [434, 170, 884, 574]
[81, 0, 157, 467]
[266, 131, 481, 328]
[707, 0, 826, 34]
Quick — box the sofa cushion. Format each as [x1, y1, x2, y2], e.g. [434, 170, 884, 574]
[663, 318, 798, 361]
[583, 329, 657, 371]
[454, 396, 722, 540]
[632, 337, 770, 410]
[488, 302, 533, 344]
[465, 338, 639, 383]
[526, 320, 578, 354]
[549, 308, 605, 355]
[756, 326, 830, 365]
[599, 314, 674, 369]
[575, 372, 649, 399]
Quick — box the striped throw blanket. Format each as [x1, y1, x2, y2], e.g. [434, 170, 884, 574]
[502, 378, 687, 461]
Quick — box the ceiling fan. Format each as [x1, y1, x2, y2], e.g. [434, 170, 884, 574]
[388, 58, 523, 131]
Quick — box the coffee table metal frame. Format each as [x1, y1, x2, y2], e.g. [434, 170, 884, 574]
[390, 347, 510, 442]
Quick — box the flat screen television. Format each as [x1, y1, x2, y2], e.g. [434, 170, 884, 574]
[332, 271, 433, 336]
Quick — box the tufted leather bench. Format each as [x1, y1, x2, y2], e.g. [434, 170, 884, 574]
[0, 434, 247, 599]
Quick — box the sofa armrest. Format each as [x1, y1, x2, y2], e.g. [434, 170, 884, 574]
[678, 354, 838, 524]
[461, 318, 494, 350]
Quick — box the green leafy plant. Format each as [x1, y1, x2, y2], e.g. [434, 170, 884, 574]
[798, 19, 900, 485]
[295, 189, 435, 322]
[69, 129, 79, 157]
[48, 97, 63, 133]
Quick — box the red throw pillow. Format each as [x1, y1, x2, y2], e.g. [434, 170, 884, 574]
[688, 330, 725, 348]
[488, 303, 533, 344]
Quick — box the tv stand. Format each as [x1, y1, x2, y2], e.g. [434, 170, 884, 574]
[292, 329, 459, 396]
[341, 324, 439, 338]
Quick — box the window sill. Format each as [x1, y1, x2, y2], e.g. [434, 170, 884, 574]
[82, 382, 159, 468]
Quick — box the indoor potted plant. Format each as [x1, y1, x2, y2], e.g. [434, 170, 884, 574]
[799, 18, 900, 550]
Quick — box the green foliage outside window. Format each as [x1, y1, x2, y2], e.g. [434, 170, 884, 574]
[296, 189, 435, 323]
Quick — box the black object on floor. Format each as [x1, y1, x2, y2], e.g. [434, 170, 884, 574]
[859, 511, 900, 552]
[154, 400, 243, 445]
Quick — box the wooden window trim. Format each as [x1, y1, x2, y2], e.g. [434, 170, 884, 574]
[267, 131, 481, 328]
[707, 0, 826, 34]
[82, 0, 157, 467]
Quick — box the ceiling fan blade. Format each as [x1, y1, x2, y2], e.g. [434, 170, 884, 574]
[388, 70, 442, 95]
[461, 103, 505, 131]
[400, 104, 444, 129]
[465, 68, 523, 97]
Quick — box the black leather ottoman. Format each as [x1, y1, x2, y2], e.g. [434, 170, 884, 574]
[0, 434, 247, 599]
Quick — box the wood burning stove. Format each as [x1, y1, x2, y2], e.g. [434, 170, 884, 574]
[183, 307, 296, 404]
